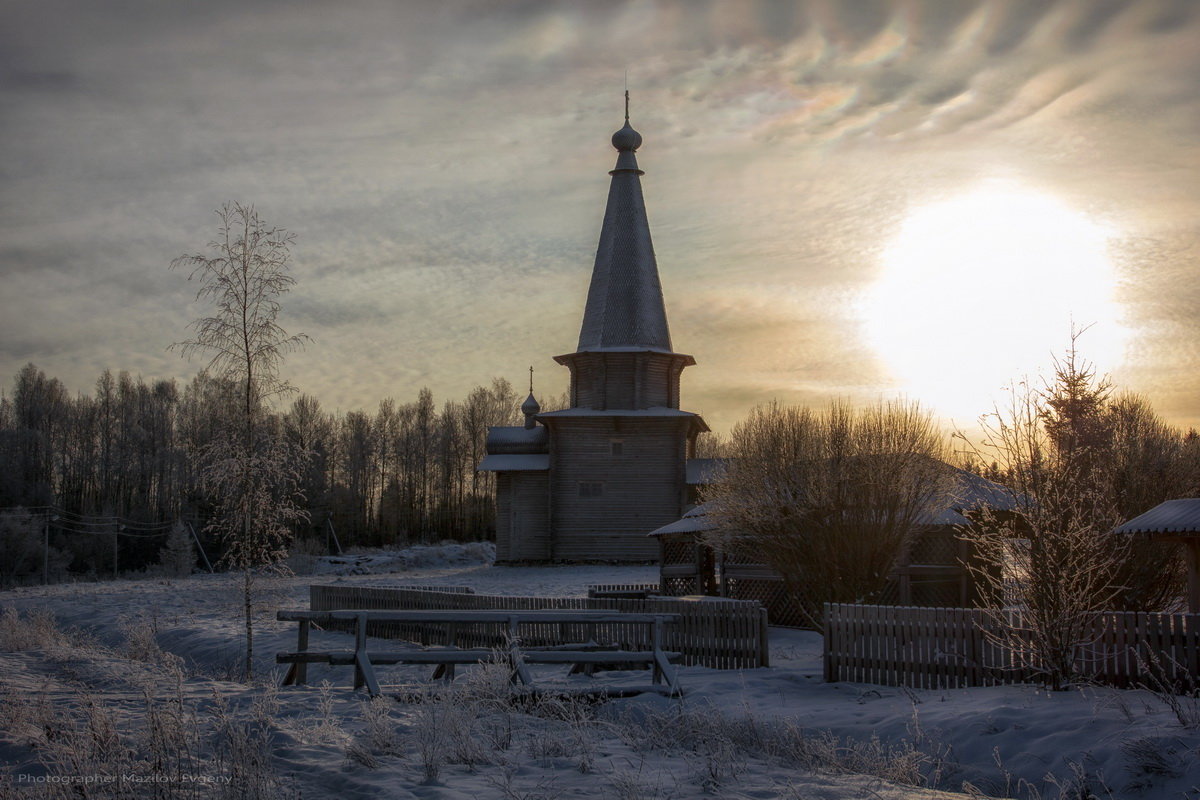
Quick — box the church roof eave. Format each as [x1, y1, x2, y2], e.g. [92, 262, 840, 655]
[553, 348, 695, 366]
[537, 406, 710, 434]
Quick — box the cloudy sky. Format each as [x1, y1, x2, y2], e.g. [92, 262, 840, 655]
[2, 0, 1197, 434]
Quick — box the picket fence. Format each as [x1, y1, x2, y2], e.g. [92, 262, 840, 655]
[824, 603, 1200, 689]
[310, 585, 769, 669]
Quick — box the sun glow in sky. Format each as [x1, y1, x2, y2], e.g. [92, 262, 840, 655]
[2, 0, 1199, 433]
[862, 183, 1128, 424]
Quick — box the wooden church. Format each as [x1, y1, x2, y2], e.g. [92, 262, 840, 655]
[479, 104, 708, 563]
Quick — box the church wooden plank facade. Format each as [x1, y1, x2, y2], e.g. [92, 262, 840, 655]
[479, 103, 707, 563]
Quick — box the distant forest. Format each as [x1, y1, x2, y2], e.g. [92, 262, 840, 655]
[0, 362, 555, 570]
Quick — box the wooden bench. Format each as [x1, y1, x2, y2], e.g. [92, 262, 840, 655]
[276, 609, 683, 697]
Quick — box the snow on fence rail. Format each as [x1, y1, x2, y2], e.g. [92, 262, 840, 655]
[310, 585, 769, 669]
[824, 603, 1200, 689]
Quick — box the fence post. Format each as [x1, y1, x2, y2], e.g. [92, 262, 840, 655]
[758, 607, 770, 668]
[823, 603, 833, 682]
[43, 513, 51, 585]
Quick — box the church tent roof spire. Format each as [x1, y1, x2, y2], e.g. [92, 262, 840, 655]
[575, 95, 674, 354]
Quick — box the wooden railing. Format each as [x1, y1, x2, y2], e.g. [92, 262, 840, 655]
[824, 603, 1200, 689]
[310, 585, 769, 669]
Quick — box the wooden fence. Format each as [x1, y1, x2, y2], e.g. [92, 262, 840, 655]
[310, 585, 769, 669]
[824, 603, 1200, 689]
[586, 583, 658, 599]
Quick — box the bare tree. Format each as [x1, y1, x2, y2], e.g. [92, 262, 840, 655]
[704, 400, 951, 631]
[171, 202, 309, 680]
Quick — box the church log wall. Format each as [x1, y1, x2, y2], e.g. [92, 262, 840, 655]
[495, 472, 551, 562]
[548, 417, 689, 561]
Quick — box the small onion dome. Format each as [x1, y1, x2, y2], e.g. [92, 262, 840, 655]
[521, 392, 541, 428]
[611, 121, 642, 152]
[521, 392, 541, 416]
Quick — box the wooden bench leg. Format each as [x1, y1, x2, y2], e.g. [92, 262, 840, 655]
[281, 618, 312, 687]
[282, 663, 298, 686]
[295, 619, 310, 686]
[509, 617, 533, 686]
[352, 614, 381, 695]
[654, 650, 680, 696]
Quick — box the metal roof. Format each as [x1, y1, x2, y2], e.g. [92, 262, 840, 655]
[478, 454, 550, 472]
[1113, 498, 1200, 536]
[575, 119, 674, 354]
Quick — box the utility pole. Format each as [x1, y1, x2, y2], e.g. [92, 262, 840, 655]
[113, 523, 124, 580]
[187, 521, 214, 573]
[43, 513, 50, 585]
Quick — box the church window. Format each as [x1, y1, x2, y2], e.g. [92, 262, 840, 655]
[610, 440, 624, 456]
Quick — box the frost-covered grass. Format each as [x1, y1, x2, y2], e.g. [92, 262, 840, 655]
[2, 545, 1199, 799]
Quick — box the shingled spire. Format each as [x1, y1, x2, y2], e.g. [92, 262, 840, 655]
[576, 95, 673, 353]
[481, 101, 708, 564]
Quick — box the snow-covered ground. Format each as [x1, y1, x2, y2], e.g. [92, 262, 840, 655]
[2, 544, 1198, 799]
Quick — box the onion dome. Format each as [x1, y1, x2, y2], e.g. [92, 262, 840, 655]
[612, 122, 642, 152]
[521, 392, 541, 429]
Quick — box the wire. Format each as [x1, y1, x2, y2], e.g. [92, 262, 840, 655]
[47, 523, 167, 538]
[43, 507, 173, 529]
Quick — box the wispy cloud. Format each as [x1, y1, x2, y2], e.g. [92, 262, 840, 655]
[1, 0, 1197, 431]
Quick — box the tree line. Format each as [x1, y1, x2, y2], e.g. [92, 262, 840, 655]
[0, 362, 533, 561]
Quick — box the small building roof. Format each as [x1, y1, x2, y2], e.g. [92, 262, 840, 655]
[647, 464, 1019, 537]
[949, 467, 1021, 513]
[1113, 498, 1200, 536]
[685, 458, 726, 486]
[478, 454, 550, 472]
[648, 503, 717, 536]
[485, 425, 548, 454]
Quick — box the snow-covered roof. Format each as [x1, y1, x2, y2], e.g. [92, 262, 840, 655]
[1113, 498, 1200, 536]
[648, 465, 1017, 537]
[918, 507, 971, 526]
[686, 458, 727, 485]
[949, 466, 1021, 513]
[477, 454, 550, 472]
[647, 503, 717, 536]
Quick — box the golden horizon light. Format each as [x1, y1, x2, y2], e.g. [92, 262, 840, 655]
[861, 181, 1129, 424]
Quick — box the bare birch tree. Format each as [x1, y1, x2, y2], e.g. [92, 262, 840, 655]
[171, 202, 309, 680]
[704, 400, 951, 631]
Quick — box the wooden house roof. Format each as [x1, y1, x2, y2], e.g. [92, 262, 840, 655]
[1113, 498, 1200, 536]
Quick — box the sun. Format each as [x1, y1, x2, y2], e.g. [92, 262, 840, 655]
[861, 182, 1127, 424]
